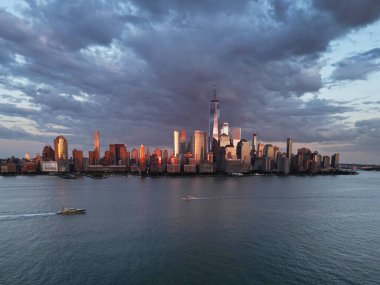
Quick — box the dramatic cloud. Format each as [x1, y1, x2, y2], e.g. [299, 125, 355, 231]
[331, 48, 380, 81]
[0, 0, 380, 163]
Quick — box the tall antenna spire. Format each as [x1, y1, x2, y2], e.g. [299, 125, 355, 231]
[213, 84, 217, 101]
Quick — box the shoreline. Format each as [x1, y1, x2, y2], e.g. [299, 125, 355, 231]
[0, 169, 359, 177]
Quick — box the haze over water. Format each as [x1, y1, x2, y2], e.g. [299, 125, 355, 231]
[1, 173, 379, 284]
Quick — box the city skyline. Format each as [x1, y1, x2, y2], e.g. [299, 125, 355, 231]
[1, 1, 380, 164]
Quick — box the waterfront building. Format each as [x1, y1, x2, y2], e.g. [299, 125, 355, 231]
[89, 150, 95, 165]
[322, 156, 331, 169]
[286, 138, 293, 158]
[103, 150, 112, 166]
[192, 130, 207, 163]
[42, 145, 55, 161]
[41, 161, 58, 173]
[54, 135, 68, 161]
[72, 149, 83, 172]
[208, 86, 220, 152]
[174, 130, 179, 157]
[184, 164, 196, 173]
[331, 153, 340, 168]
[199, 163, 214, 173]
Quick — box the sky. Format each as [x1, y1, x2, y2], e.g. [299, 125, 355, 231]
[0, 0, 380, 164]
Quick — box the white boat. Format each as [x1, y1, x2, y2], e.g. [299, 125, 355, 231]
[57, 208, 86, 215]
[182, 196, 197, 200]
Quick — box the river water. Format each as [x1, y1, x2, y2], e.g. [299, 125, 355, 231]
[0, 172, 379, 284]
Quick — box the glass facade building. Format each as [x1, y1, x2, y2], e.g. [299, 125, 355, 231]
[209, 86, 220, 152]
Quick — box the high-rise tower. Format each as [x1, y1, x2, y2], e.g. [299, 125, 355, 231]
[192, 130, 207, 163]
[208, 85, 220, 151]
[54, 135, 68, 161]
[173, 130, 179, 157]
[94, 130, 100, 164]
[286, 138, 293, 159]
[180, 129, 187, 154]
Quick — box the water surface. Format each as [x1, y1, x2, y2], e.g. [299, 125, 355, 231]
[0, 173, 379, 284]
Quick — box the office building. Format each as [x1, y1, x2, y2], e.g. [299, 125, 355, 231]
[180, 129, 187, 154]
[192, 130, 207, 163]
[231, 127, 241, 148]
[54, 135, 68, 161]
[331, 153, 340, 168]
[42, 145, 55, 161]
[94, 130, 100, 164]
[173, 130, 179, 157]
[72, 149, 83, 172]
[252, 132, 257, 155]
[208, 86, 220, 151]
[286, 138, 292, 159]
[221, 122, 229, 136]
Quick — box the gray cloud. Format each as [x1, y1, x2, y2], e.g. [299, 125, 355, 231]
[331, 48, 380, 81]
[0, 0, 380, 161]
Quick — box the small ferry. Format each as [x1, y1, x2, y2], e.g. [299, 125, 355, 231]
[182, 196, 197, 201]
[57, 208, 86, 215]
[230, 172, 244, 177]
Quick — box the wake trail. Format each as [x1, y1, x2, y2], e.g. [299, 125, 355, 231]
[0, 212, 56, 220]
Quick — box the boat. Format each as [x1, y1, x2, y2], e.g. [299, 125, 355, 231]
[57, 208, 86, 215]
[182, 196, 197, 200]
[230, 172, 244, 177]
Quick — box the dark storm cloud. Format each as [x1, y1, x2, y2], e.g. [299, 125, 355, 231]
[1, 0, 380, 157]
[314, 0, 380, 27]
[331, 48, 380, 81]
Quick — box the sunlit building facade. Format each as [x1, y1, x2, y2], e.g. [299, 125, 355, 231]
[208, 86, 220, 152]
[94, 130, 100, 164]
[180, 129, 187, 154]
[72, 149, 83, 171]
[54, 135, 68, 161]
[192, 130, 207, 163]
[173, 130, 179, 157]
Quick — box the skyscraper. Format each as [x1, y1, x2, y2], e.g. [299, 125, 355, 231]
[232, 127, 241, 148]
[180, 129, 187, 154]
[94, 130, 100, 164]
[192, 130, 207, 163]
[221, 122, 229, 136]
[208, 86, 220, 152]
[42, 145, 55, 161]
[109, 144, 127, 165]
[252, 132, 257, 155]
[173, 130, 179, 157]
[72, 149, 83, 171]
[286, 138, 293, 158]
[54, 135, 68, 161]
